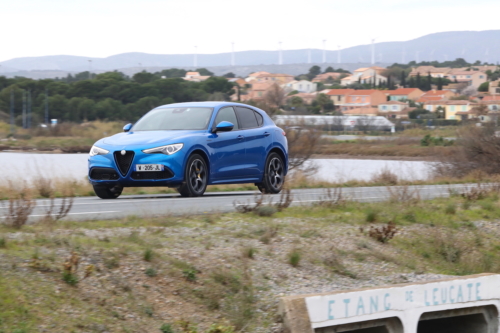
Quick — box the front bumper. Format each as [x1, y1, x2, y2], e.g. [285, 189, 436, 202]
[88, 148, 185, 187]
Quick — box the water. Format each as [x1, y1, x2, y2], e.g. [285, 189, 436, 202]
[0, 152, 432, 183]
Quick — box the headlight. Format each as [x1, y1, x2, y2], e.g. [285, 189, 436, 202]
[142, 143, 183, 155]
[89, 145, 109, 157]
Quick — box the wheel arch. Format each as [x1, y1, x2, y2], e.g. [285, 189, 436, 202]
[187, 148, 211, 181]
[268, 146, 288, 175]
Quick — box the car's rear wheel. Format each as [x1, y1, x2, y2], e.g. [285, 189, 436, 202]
[257, 152, 285, 194]
[93, 185, 123, 199]
[178, 154, 208, 197]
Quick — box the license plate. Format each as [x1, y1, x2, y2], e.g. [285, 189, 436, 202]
[135, 164, 164, 172]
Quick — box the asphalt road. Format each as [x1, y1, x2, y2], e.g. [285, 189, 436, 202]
[0, 183, 489, 223]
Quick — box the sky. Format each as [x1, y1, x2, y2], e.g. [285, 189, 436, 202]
[0, 0, 499, 62]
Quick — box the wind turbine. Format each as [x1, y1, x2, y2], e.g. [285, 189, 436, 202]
[371, 38, 376, 65]
[322, 39, 327, 63]
[278, 42, 283, 65]
[231, 42, 235, 66]
[194, 46, 198, 67]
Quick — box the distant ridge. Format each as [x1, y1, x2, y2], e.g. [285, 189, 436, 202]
[0, 30, 498, 77]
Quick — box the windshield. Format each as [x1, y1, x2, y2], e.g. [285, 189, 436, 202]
[132, 107, 213, 131]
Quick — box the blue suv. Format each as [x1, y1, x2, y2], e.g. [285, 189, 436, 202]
[88, 102, 288, 198]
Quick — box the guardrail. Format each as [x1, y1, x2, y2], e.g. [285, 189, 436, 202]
[279, 273, 499, 333]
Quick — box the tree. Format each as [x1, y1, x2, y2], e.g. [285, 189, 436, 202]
[435, 106, 446, 119]
[324, 66, 335, 73]
[133, 71, 157, 84]
[400, 71, 406, 88]
[437, 77, 443, 90]
[316, 93, 331, 112]
[475, 103, 489, 116]
[426, 72, 432, 91]
[201, 77, 234, 95]
[222, 72, 236, 78]
[416, 73, 421, 90]
[265, 83, 286, 108]
[196, 68, 214, 76]
[478, 81, 490, 92]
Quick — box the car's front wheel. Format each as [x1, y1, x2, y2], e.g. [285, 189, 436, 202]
[178, 154, 208, 197]
[257, 152, 285, 194]
[93, 185, 123, 199]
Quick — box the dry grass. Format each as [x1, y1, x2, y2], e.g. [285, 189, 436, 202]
[2, 182, 36, 229]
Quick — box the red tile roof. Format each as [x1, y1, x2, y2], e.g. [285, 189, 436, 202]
[483, 95, 500, 101]
[388, 88, 421, 95]
[326, 89, 355, 96]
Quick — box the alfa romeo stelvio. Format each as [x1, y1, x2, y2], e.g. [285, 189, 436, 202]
[88, 102, 288, 199]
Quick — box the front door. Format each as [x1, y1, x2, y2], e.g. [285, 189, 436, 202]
[208, 107, 247, 181]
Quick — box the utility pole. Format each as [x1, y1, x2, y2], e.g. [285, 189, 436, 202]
[22, 90, 26, 129]
[10, 89, 14, 135]
[322, 40, 326, 63]
[45, 89, 49, 125]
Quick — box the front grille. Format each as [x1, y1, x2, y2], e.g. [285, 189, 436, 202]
[114, 151, 135, 176]
[90, 167, 119, 180]
[131, 168, 174, 180]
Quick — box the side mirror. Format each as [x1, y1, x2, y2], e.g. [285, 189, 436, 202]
[123, 123, 133, 132]
[213, 121, 234, 133]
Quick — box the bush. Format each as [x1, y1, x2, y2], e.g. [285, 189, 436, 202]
[365, 209, 378, 223]
[420, 134, 454, 147]
[288, 249, 301, 267]
[145, 268, 158, 277]
[144, 248, 154, 262]
[370, 167, 398, 185]
[368, 221, 398, 243]
[160, 324, 174, 333]
[183, 268, 197, 282]
[0, 238, 6, 248]
[445, 204, 456, 215]
[62, 272, 78, 286]
[241, 246, 256, 259]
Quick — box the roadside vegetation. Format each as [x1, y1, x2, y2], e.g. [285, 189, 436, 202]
[2, 183, 500, 332]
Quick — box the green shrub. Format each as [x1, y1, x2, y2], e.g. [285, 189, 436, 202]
[160, 323, 174, 333]
[144, 248, 154, 262]
[0, 238, 6, 248]
[365, 209, 378, 223]
[445, 204, 456, 215]
[241, 246, 256, 259]
[62, 272, 78, 286]
[145, 268, 157, 277]
[288, 249, 301, 267]
[183, 268, 197, 282]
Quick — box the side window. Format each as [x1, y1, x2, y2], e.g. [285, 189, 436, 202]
[235, 107, 258, 129]
[214, 107, 239, 130]
[254, 111, 264, 126]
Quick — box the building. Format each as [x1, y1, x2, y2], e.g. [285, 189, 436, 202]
[446, 69, 487, 88]
[423, 100, 472, 120]
[227, 78, 247, 87]
[409, 66, 450, 78]
[378, 101, 409, 112]
[387, 88, 424, 101]
[338, 89, 387, 111]
[253, 73, 295, 84]
[489, 80, 500, 95]
[342, 107, 379, 117]
[283, 80, 317, 93]
[245, 71, 271, 82]
[417, 90, 456, 103]
[240, 81, 275, 101]
[312, 72, 344, 83]
[183, 71, 211, 82]
[326, 89, 355, 104]
[340, 66, 387, 86]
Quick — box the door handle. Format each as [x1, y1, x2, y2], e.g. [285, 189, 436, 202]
[264, 132, 270, 137]
[237, 135, 244, 141]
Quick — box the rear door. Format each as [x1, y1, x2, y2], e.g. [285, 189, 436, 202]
[234, 106, 270, 177]
[208, 106, 247, 180]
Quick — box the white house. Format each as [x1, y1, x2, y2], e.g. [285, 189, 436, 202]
[283, 80, 317, 93]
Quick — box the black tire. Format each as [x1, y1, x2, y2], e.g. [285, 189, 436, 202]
[257, 152, 285, 194]
[178, 154, 208, 197]
[93, 185, 123, 199]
